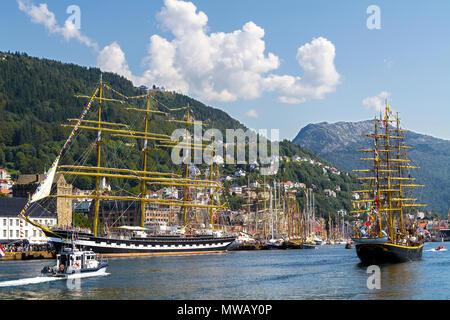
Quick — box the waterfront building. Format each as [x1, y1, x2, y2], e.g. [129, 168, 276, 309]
[73, 200, 91, 216]
[90, 200, 139, 228]
[12, 173, 72, 227]
[0, 197, 57, 244]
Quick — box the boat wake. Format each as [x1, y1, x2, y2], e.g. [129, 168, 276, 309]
[0, 272, 109, 287]
[426, 248, 447, 252]
[0, 276, 61, 287]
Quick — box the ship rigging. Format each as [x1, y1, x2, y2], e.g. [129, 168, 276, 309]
[18, 75, 235, 256]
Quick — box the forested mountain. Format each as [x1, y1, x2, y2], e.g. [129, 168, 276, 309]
[293, 120, 450, 215]
[0, 51, 362, 217]
[0, 51, 244, 176]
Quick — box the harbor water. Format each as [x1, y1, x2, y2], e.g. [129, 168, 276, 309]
[0, 241, 449, 300]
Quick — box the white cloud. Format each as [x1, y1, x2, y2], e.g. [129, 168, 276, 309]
[17, 0, 98, 50]
[362, 91, 390, 112]
[18, 0, 340, 105]
[97, 42, 136, 82]
[262, 37, 340, 104]
[137, 0, 281, 102]
[97, 0, 340, 105]
[244, 109, 259, 119]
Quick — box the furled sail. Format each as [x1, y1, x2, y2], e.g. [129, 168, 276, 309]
[30, 156, 60, 203]
[18, 85, 100, 219]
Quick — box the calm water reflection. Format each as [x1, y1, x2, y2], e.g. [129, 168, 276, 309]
[0, 242, 448, 299]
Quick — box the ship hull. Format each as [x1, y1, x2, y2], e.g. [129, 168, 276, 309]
[355, 242, 423, 264]
[45, 230, 235, 257]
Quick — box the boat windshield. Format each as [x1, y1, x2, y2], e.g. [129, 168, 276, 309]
[59, 254, 70, 266]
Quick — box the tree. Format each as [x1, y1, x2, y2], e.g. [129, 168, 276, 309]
[73, 212, 90, 228]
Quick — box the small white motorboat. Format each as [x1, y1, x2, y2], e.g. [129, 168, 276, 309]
[41, 247, 108, 279]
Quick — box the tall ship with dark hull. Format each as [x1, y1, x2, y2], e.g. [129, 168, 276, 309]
[351, 102, 426, 264]
[19, 76, 235, 257]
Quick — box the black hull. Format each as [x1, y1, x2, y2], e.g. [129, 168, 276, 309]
[267, 243, 287, 250]
[355, 242, 423, 264]
[45, 230, 235, 256]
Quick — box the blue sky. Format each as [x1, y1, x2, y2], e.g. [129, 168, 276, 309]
[1, 0, 450, 141]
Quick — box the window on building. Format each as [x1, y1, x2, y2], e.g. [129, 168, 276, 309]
[9, 230, 12, 237]
[10, 219, 12, 226]
[33, 230, 36, 237]
[3, 230, 6, 237]
[25, 230, 28, 237]
[3, 219, 5, 226]
[16, 219, 19, 226]
[16, 230, 19, 237]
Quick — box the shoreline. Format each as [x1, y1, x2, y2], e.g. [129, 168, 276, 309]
[1, 251, 55, 261]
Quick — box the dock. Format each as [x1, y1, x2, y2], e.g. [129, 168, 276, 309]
[232, 243, 269, 251]
[1, 251, 55, 261]
[232, 240, 314, 251]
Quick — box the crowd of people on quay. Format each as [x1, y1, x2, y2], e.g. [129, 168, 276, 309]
[1, 241, 54, 253]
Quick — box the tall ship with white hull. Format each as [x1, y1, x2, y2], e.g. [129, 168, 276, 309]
[351, 102, 426, 264]
[41, 229, 235, 256]
[19, 76, 235, 257]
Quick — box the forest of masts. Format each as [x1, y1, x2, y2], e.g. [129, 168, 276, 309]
[239, 178, 350, 242]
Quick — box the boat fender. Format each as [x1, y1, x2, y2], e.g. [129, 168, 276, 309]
[60, 264, 64, 272]
[74, 262, 80, 268]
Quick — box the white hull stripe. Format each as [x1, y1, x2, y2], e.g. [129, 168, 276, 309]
[50, 237, 232, 251]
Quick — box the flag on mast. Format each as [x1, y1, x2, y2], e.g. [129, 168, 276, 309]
[0, 244, 5, 259]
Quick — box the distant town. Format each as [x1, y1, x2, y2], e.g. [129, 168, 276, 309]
[1, 151, 448, 246]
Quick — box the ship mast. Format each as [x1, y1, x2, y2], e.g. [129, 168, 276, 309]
[140, 92, 151, 228]
[93, 74, 103, 237]
[384, 105, 394, 240]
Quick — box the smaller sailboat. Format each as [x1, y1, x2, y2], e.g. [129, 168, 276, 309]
[267, 238, 285, 249]
[266, 180, 286, 249]
[235, 231, 256, 245]
[314, 236, 324, 246]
